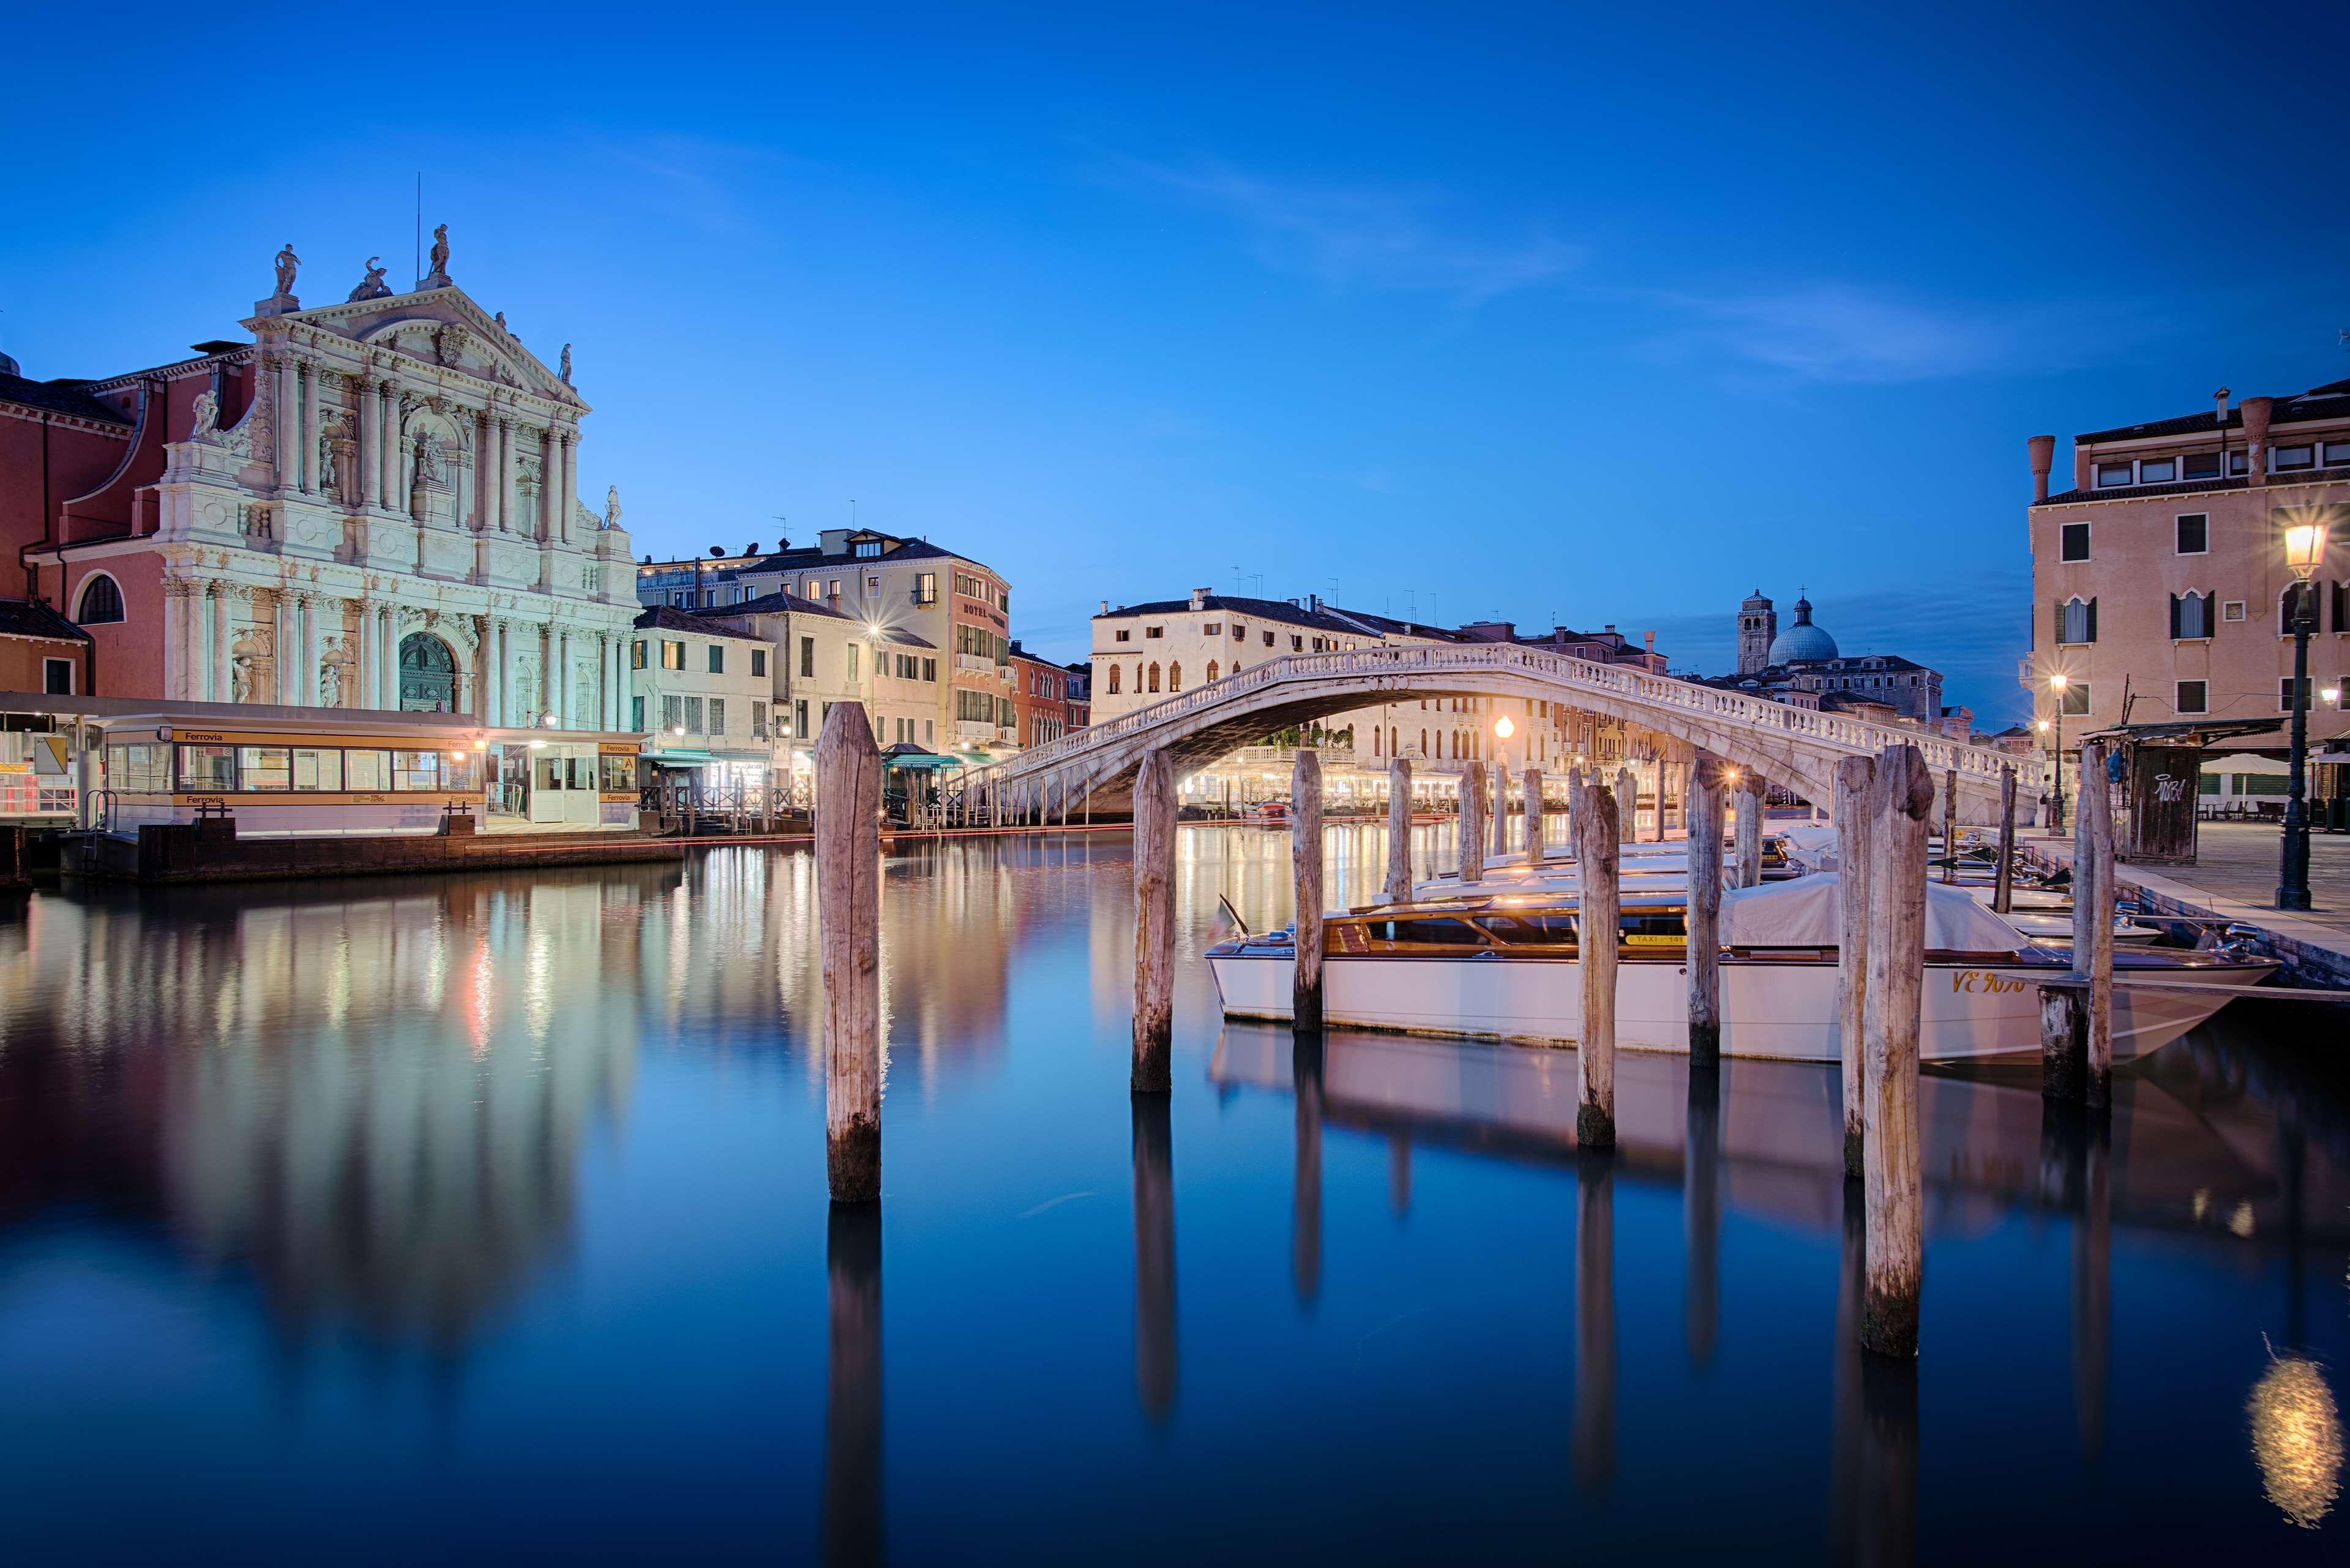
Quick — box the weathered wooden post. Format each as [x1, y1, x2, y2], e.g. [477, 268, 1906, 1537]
[1686, 753, 1726, 1065]
[1384, 757, 1413, 903]
[1131, 747, 1178, 1094]
[1459, 758, 1487, 885]
[1524, 766, 1544, 865]
[1940, 768, 1958, 884]
[1576, 784, 1620, 1149]
[1734, 770, 1765, 888]
[1615, 765, 1636, 844]
[1834, 755, 1875, 1181]
[1861, 743, 1932, 1357]
[817, 702, 884, 1203]
[1132, 1094, 1177, 1423]
[1993, 764, 2018, 914]
[2075, 738, 2115, 1108]
[1292, 749, 1325, 1031]
[1492, 756, 1510, 859]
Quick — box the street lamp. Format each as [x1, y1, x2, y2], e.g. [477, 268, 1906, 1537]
[2277, 513, 2329, 910]
[2047, 673, 2070, 832]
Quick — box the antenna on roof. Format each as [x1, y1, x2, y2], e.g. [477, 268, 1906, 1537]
[414, 173, 422, 285]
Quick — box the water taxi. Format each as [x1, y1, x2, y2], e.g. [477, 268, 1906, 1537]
[1205, 873, 2272, 1062]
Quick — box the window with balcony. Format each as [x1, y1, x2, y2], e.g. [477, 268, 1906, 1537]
[2170, 591, 2213, 640]
[2176, 681, 2207, 715]
[2176, 513, 2207, 554]
[2060, 522, 2090, 561]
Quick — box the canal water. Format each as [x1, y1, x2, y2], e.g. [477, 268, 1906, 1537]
[1, 826, 2344, 1562]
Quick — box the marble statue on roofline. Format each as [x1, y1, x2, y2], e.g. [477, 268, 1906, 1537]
[419, 223, 452, 288]
[272, 243, 300, 296]
[348, 256, 391, 301]
[605, 485, 623, 531]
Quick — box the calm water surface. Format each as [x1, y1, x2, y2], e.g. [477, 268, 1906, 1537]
[2, 826, 2346, 1563]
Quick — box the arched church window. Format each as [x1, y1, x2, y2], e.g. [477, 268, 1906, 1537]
[1169, 662, 1182, 692]
[75, 573, 125, 625]
[1148, 662, 1161, 693]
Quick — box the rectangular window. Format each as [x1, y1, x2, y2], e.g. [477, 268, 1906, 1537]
[2223, 599, 2247, 622]
[2176, 680, 2208, 714]
[343, 749, 390, 790]
[632, 639, 649, 670]
[916, 572, 937, 603]
[1291, 635, 1304, 651]
[2094, 462, 2135, 488]
[708, 644, 724, 674]
[2282, 677, 2313, 712]
[2273, 445, 2314, 472]
[922, 657, 936, 682]
[750, 648, 766, 678]
[392, 750, 439, 791]
[1232, 623, 1246, 640]
[2230, 451, 2249, 475]
[1263, 631, 1274, 646]
[847, 644, 860, 682]
[43, 658, 72, 695]
[2176, 513, 2207, 554]
[924, 719, 934, 745]
[1145, 626, 1162, 638]
[662, 695, 684, 730]
[796, 700, 810, 739]
[2326, 442, 2350, 468]
[752, 700, 768, 737]
[2171, 592, 2212, 640]
[236, 747, 293, 791]
[684, 696, 705, 734]
[2138, 457, 2176, 484]
[855, 540, 881, 558]
[632, 694, 646, 731]
[176, 744, 236, 791]
[661, 640, 685, 671]
[601, 753, 634, 792]
[828, 579, 842, 598]
[1203, 623, 1221, 635]
[800, 637, 815, 677]
[2183, 451, 2223, 480]
[2060, 683, 2090, 717]
[2059, 521, 2090, 561]
[708, 698, 726, 737]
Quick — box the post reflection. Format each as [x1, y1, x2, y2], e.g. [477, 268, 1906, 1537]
[1388, 1134, 1412, 1220]
[1293, 1030, 1324, 1308]
[1132, 1093, 1177, 1424]
[1830, 1179, 1918, 1567]
[1573, 1146, 1615, 1495]
[824, 1204, 884, 1568]
[1685, 1060, 1721, 1372]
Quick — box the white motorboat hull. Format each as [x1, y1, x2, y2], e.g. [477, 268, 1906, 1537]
[1206, 949, 2266, 1063]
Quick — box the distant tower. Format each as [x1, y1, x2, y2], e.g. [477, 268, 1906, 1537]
[1737, 589, 1777, 674]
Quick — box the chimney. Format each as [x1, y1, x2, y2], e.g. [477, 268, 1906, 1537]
[1603, 622, 1617, 635]
[1189, 587, 1209, 611]
[2243, 395, 2273, 487]
[2214, 386, 2231, 427]
[1644, 630, 1656, 655]
[1100, 599, 1110, 616]
[2027, 434, 2055, 504]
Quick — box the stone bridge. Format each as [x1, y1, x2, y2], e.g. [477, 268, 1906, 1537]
[956, 643, 2019, 823]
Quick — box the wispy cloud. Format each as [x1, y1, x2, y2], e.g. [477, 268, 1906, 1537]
[1115, 156, 1586, 305]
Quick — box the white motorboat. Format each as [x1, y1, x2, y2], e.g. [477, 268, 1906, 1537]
[1205, 873, 2273, 1064]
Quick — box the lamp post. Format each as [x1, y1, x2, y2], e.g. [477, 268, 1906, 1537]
[1494, 714, 1515, 853]
[2036, 718, 2053, 826]
[2277, 515, 2329, 911]
[2047, 673, 2070, 833]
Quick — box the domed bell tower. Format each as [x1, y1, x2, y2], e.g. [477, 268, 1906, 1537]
[1737, 589, 1776, 674]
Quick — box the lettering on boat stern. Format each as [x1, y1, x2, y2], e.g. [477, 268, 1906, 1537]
[1950, 969, 2032, 995]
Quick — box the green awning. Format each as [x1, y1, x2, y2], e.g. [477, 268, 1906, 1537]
[883, 750, 964, 772]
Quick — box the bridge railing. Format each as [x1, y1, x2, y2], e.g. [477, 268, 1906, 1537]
[968, 643, 2014, 790]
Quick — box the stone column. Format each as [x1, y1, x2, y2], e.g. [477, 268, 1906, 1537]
[607, 633, 622, 729]
[474, 409, 492, 530]
[556, 433, 573, 543]
[497, 416, 514, 533]
[210, 584, 237, 703]
[565, 432, 581, 542]
[537, 621, 554, 726]
[380, 379, 399, 507]
[276, 349, 300, 494]
[499, 618, 517, 727]
[275, 591, 297, 705]
[299, 593, 323, 707]
[537, 430, 555, 542]
[301, 359, 323, 496]
[162, 581, 188, 700]
[553, 627, 569, 727]
[357, 378, 378, 508]
[383, 608, 399, 710]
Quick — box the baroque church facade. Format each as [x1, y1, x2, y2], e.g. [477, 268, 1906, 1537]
[1, 233, 639, 726]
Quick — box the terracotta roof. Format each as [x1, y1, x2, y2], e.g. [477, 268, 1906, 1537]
[0, 373, 134, 428]
[2076, 378, 2350, 444]
[632, 605, 766, 641]
[0, 599, 94, 643]
[1098, 593, 1469, 641]
[694, 594, 936, 648]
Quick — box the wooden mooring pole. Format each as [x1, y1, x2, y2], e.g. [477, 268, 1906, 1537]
[1292, 749, 1325, 1031]
[1940, 769, 1958, 884]
[2041, 739, 2116, 1107]
[1861, 742, 1932, 1357]
[1524, 767, 1544, 865]
[1615, 766, 1635, 845]
[1993, 764, 2018, 914]
[1734, 771, 1765, 888]
[1492, 757, 1509, 859]
[1834, 754, 1874, 1181]
[1460, 759, 1487, 886]
[1131, 747, 1178, 1094]
[1576, 783, 1620, 1149]
[1384, 758, 1413, 904]
[1686, 754, 1726, 1065]
[816, 703, 884, 1203]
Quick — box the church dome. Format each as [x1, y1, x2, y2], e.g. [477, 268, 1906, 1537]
[1768, 595, 1838, 665]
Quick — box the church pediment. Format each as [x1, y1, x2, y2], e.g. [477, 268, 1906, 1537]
[258, 286, 586, 411]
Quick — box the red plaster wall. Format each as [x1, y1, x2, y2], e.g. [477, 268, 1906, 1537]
[59, 380, 166, 543]
[0, 635, 89, 695]
[0, 414, 131, 589]
[50, 554, 168, 698]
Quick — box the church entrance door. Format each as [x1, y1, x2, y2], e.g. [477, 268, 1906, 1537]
[399, 634, 457, 712]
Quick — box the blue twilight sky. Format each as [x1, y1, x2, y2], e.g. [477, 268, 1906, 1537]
[4, 2, 2346, 721]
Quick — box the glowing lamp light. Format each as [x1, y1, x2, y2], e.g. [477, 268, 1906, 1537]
[2049, 672, 2070, 692]
[2285, 519, 2330, 580]
[2037, 719, 2051, 733]
[2326, 686, 2343, 708]
[527, 739, 547, 750]
[1494, 715, 1514, 740]
[670, 724, 686, 737]
[542, 712, 558, 727]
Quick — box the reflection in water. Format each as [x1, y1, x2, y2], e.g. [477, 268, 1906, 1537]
[1573, 1147, 1615, 1495]
[2251, 1350, 2343, 1530]
[1132, 1094, 1177, 1424]
[1685, 1061, 1721, 1372]
[1389, 1134, 1412, 1220]
[1293, 1031, 1324, 1309]
[1830, 1179, 1920, 1568]
[825, 1204, 883, 1568]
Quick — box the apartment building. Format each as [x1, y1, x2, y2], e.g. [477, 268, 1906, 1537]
[629, 607, 774, 783]
[695, 590, 943, 771]
[2026, 377, 2349, 752]
[1009, 641, 1076, 747]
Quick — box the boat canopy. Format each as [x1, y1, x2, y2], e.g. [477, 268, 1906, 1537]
[1721, 873, 2029, 954]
